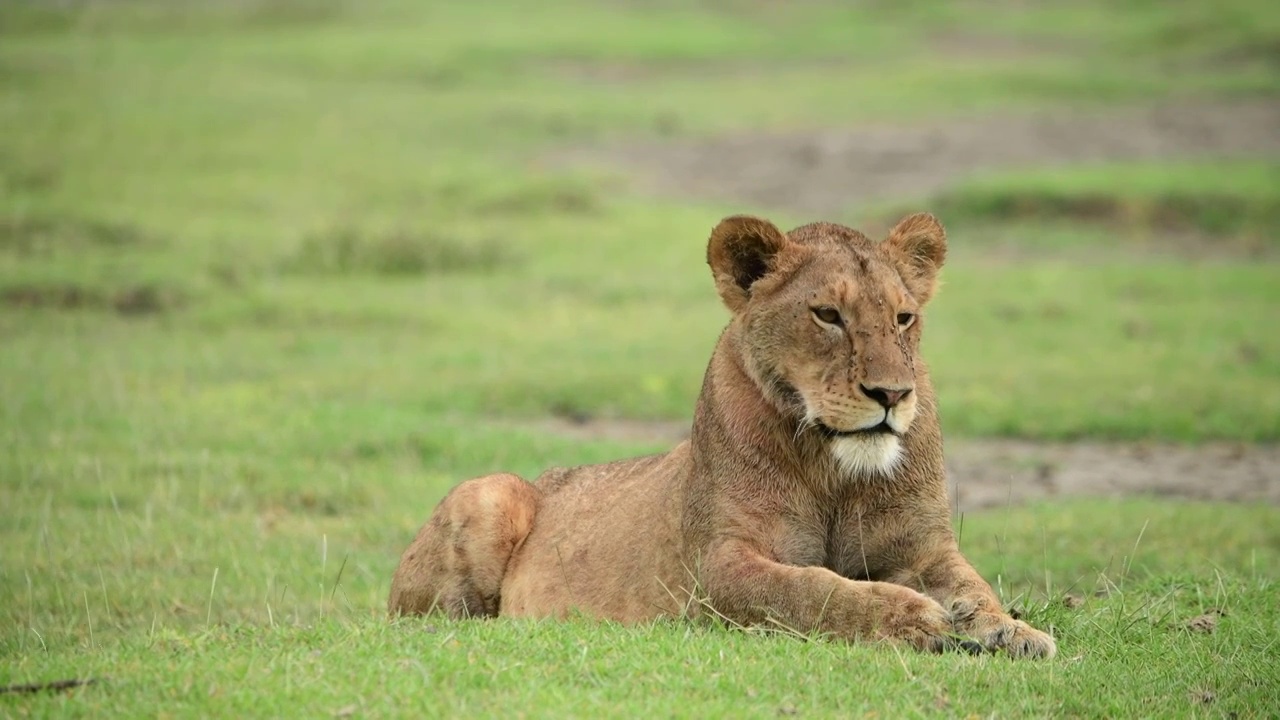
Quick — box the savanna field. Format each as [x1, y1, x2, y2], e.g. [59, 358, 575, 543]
[1, 1, 1279, 717]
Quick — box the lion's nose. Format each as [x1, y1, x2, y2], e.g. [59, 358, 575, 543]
[861, 385, 912, 409]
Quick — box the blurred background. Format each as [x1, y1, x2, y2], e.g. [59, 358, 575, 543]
[1, 0, 1277, 638]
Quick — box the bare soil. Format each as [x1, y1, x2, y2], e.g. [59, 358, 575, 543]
[551, 98, 1280, 219]
[943, 439, 1278, 513]
[537, 417, 1279, 513]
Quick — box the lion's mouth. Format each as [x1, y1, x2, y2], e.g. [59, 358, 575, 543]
[815, 420, 899, 439]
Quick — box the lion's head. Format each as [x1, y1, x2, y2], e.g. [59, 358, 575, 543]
[707, 213, 947, 477]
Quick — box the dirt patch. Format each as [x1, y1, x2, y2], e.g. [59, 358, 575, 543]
[550, 99, 1280, 219]
[536, 417, 1279, 513]
[943, 439, 1279, 513]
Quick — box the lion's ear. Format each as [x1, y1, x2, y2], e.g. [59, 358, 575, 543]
[706, 215, 790, 313]
[884, 212, 947, 304]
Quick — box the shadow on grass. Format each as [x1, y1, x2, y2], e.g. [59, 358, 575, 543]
[918, 190, 1280, 242]
[0, 214, 155, 256]
[0, 0, 346, 37]
[280, 227, 515, 277]
[0, 283, 183, 316]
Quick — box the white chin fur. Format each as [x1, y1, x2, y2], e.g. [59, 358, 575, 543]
[831, 434, 903, 478]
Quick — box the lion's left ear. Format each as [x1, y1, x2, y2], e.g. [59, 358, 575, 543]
[884, 212, 947, 304]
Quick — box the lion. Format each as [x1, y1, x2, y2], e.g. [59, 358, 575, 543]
[388, 212, 1056, 658]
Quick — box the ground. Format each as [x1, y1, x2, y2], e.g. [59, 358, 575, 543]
[551, 98, 1280, 227]
[1, 0, 1278, 717]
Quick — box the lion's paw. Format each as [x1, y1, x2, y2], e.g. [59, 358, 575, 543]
[876, 587, 953, 653]
[965, 613, 1056, 659]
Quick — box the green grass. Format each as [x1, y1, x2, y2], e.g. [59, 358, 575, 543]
[2, 0, 1279, 716]
[3, 0, 1277, 440]
[4, 497, 1278, 717]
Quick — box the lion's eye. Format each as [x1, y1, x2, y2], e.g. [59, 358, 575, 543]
[896, 312, 916, 329]
[812, 306, 843, 326]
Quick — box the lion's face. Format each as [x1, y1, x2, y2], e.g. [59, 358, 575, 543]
[707, 213, 947, 477]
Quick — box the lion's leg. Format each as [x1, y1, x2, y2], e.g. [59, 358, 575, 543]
[888, 548, 1057, 659]
[388, 473, 540, 619]
[700, 539, 953, 652]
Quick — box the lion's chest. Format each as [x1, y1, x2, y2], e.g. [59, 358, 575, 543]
[769, 499, 887, 581]
[769, 527, 828, 570]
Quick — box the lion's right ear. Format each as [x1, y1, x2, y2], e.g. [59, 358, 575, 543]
[884, 212, 947, 305]
[706, 215, 790, 313]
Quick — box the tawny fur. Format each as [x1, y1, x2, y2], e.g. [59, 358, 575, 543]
[388, 213, 1056, 658]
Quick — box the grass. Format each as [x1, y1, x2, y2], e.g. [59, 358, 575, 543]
[3, 587, 1277, 718]
[1, 0, 1278, 716]
[2, 0, 1277, 439]
[3, 497, 1278, 717]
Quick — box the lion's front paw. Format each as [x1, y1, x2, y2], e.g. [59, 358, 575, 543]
[965, 613, 1056, 659]
[875, 587, 953, 654]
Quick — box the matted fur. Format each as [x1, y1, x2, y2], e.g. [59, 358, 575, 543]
[388, 213, 1056, 658]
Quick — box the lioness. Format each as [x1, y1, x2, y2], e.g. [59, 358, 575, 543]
[389, 213, 1056, 658]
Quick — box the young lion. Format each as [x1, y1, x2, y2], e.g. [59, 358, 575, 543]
[388, 213, 1056, 658]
